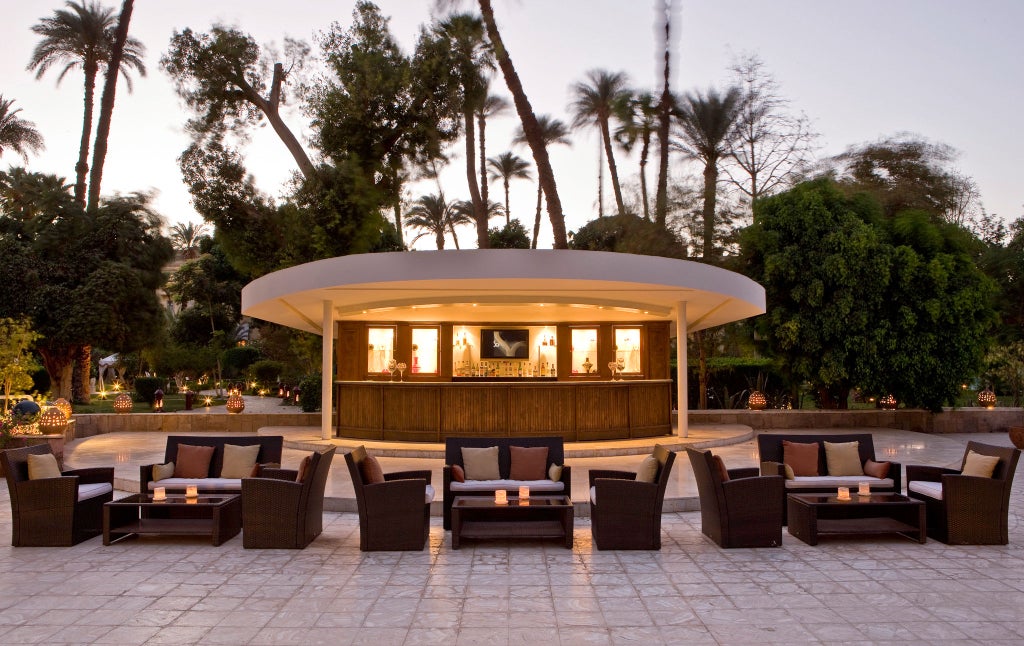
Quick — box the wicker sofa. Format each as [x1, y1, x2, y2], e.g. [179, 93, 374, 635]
[757, 432, 901, 522]
[442, 436, 571, 530]
[140, 435, 284, 493]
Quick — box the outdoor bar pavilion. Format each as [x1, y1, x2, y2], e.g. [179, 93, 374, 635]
[241, 249, 765, 442]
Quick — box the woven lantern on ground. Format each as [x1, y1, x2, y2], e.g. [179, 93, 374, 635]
[977, 387, 997, 409]
[52, 398, 72, 420]
[747, 390, 768, 411]
[879, 394, 898, 410]
[37, 407, 69, 435]
[113, 392, 133, 414]
[226, 394, 246, 414]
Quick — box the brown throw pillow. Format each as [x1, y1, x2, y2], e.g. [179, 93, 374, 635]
[296, 454, 312, 483]
[360, 455, 385, 484]
[509, 446, 548, 480]
[782, 440, 819, 477]
[863, 459, 891, 479]
[451, 464, 465, 483]
[711, 455, 730, 482]
[173, 444, 215, 478]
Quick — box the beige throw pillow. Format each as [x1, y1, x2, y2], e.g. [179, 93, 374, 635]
[636, 455, 659, 483]
[462, 446, 500, 480]
[27, 453, 62, 480]
[824, 441, 863, 476]
[151, 462, 175, 481]
[962, 451, 1000, 478]
[220, 444, 261, 478]
[548, 463, 563, 482]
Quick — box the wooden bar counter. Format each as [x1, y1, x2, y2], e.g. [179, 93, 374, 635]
[334, 379, 672, 442]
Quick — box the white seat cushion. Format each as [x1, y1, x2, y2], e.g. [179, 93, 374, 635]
[78, 482, 113, 502]
[449, 479, 565, 492]
[908, 480, 943, 500]
[425, 484, 435, 504]
[785, 476, 894, 489]
[148, 478, 242, 492]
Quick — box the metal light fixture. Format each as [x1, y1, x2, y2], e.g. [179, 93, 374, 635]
[52, 398, 72, 420]
[879, 394, 898, 410]
[114, 392, 133, 414]
[37, 407, 69, 435]
[747, 390, 768, 411]
[226, 394, 245, 414]
[977, 387, 997, 409]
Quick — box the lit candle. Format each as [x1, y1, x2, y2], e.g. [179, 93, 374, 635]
[153, 487, 166, 501]
[494, 489, 507, 505]
[185, 485, 198, 499]
[519, 485, 530, 500]
[837, 487, 850, 500]
[858, 482, 871, 497]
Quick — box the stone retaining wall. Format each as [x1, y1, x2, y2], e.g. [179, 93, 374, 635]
[72, 412, 319, 437]
[687, 408, 1024, 434]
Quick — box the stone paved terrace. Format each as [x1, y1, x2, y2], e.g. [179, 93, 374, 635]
[0, 429, 1021, 645]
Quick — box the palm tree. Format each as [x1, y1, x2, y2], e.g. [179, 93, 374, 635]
[476, 0, 567, 248]
[437, 13, 493, 248]
[477, 93, 508, 208]
[675, 86, 743, 260]
[0, 97, 45, 162]
[514, 115, 570, 248]
[405, 193, 474, 250]
[616, 92, 658, 221]
[28, 0, 145, 206]
[569, 69, 632, 218]
[487, 152, 531, 225]
[170, 221, 209, 260]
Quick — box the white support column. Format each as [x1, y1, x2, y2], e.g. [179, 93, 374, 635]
[676, 301, 688, 438]
[321, 300, 334, 440]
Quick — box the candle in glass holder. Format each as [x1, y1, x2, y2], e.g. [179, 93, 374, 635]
[494, 489, 507, 505]
[518, 485, 530, 500]
[837, 486, 850, 500]
[153, 486, 166, 501]
[185, 485, 198, 499]
[858, 482, 871, 497]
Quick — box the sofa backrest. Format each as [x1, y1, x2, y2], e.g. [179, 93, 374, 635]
[445, 436, 564, 478]
[756, 433, 877, 475]
[164, 435, 284, 477]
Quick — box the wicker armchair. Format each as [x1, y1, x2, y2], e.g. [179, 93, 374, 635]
[241, 446, 335, 549]
[589, 444, 676, 550]
[686, 448, 783, 548]
[1, 443, 114, 546]
[906, 441, 1020, 545]
[345, 445, 433, 551]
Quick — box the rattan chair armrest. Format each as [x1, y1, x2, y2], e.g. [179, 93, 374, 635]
[242, 477, 302, 515]
[63, 467, 114, 485]
[386, 470, 433, 484]
[886, 461, 903, 489]
[941, 473, 1007, 501]
[16, 476, 79, 509]
[363, 478, 429, 512]
[906, 464, 958, 482]
[727, 467, 760, 480]
[760, 461, 784, 476]
[593, 477, 657, 511]
[259, 468, 298, 481]
[723, 474, 784, 501]
[588, 469, 636, 487]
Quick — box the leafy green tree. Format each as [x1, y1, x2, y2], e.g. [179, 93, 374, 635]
[675, 86, 743, 260]
[569, 69, 632, 218]
[0, 96, 45, 162]
[513, 115, 570, 248]
[743, 179, 997, 411]
[0, 318, 40, 412]
[28, 0, 145, 206]
[570, 213, 686, 259]
[487, 219, 529, 249]
[487, 152, 531, 225]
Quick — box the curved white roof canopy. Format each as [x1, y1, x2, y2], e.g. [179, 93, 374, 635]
[241, 250, 765, 335]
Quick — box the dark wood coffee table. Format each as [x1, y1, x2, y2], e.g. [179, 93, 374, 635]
[104, 493, 242, 546]
[787, 492, 925, 545]
[451, 495, 573, 549]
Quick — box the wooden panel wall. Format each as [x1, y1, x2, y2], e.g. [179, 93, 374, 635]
[628, 382, 673, 438]
[440, 387, 510, 436]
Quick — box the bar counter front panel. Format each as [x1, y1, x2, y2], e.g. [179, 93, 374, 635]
[334, 380, 672, 442]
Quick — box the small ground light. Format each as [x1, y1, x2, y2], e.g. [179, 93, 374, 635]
[879, 394, 898, 410]
[977, 387, 997, 409]
[747, 390, 767, 410]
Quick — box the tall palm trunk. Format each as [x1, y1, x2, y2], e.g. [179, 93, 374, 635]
[464, 109, 488, 248]
[393, 199, 404, 247]
[601, 118, 626, 217]
[478, 0, 567, 248]
[75, 58, 98, 206]
[701, 161, 718, 259]
[639, 131, 651, 220]
[478, 111, 489, 208]
[503, 178, 511, 224]
[87, 0, 134, 212]
[654, 0, 673, 228]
